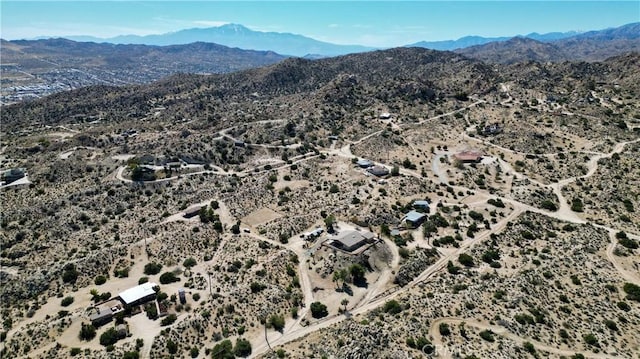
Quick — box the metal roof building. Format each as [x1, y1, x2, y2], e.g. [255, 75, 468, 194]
[118, 282, 158, 306]
[402, 210, 427, 228]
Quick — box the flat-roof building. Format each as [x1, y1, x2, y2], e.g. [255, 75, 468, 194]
[118, 282, 158, 306]
[331, 230, 376, 252]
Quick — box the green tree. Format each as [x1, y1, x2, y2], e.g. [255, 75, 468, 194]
[159, 272, 179, 284]
[623, 282, 640, 302]
[211, 339, 234, 359]
[183, 257, 197, 268]
[310, 302, 328, 319]
[234, 338, 252, 357]
[143, 262, 162, 275]
[349, 264, 366, 285]
[269, 314, 285, 331]
[79, 323, 96, 341]
[458, 253, 474, 267]
[99, 327, 118, 346]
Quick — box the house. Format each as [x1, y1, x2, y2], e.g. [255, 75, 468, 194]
[413, 200, 430, 211]
[379, 112, 391, 119]
[89, 308, 114, 327]
[118, 282, 158, 307]
[301, 228, 324, 240]
[2, 168, 26, 184]
[454, 151, 483, 163]
[356, 159, 374, 168]
[367, 166, 389, 177]
[331, 230, 376, 252]
[482, 123, 502, 135]
[402, 210, 427, 229]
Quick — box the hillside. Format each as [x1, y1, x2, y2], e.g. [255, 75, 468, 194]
[454, 22, 640, 63]
[0, 38, 287, 105]
[1, 46, 639, 359]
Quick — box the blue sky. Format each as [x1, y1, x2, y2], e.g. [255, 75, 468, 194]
[2, 1, 638, 46]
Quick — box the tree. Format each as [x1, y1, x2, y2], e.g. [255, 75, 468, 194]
[332, 268, 347, 288]
[391, 165, 400, 176]
[99, 327, 119, 346]
[161, 314, 177, 326]
[159, 272, 179, 284]
[341, 298, 349, 311]
[79, 323, 96, 341]
[183, 257, 197, 268]
[324, 214, 336, 232]
[458, 253, 474, 267]
[310, 302, 328, 318]
[439, 323, 451, 336]
[349, 264, 366, 285]
[211, 339, 234, 359]
[269, 314, 285, 331]
[143, 262, 162, 275]
[234, 338, 252, 357]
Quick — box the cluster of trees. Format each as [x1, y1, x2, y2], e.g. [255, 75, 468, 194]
[332, 263, 367, 288]
[211, 338, 252, 358]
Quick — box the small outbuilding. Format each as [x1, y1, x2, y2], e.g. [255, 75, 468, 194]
[367, 166, 389, 177]
[356, 159, 374, 168]
[454, 151, 483, 163]
[402, 210, 427, 229]
[178, 288, 186, 304]
[413, 200, 430, 211]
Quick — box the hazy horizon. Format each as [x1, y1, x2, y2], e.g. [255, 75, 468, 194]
[2, 1, 638, 47]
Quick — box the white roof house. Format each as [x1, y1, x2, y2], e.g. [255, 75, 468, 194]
[118, 282, 158, 305]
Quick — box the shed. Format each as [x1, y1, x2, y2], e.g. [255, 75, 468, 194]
[454, 151, 483, 163]
[178, 288, 186, 304]
[413, 200, 430, 211]
[118, 282, 158, 306]
[367, 166, 389, 177]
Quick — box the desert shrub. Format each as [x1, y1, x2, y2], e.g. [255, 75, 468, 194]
[159, 272, 179, 284]
[623, 283, 640, 302]
[161, 314, 177, 326]
[61, 296, 74, 307]
[383, 300, 402, 315]
[479, 330, 494, 342]
[94, 275, 107, 285]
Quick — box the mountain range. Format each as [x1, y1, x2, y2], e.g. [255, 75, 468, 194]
[67, 24, 375, 57]
[63, 22, 640, 58]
